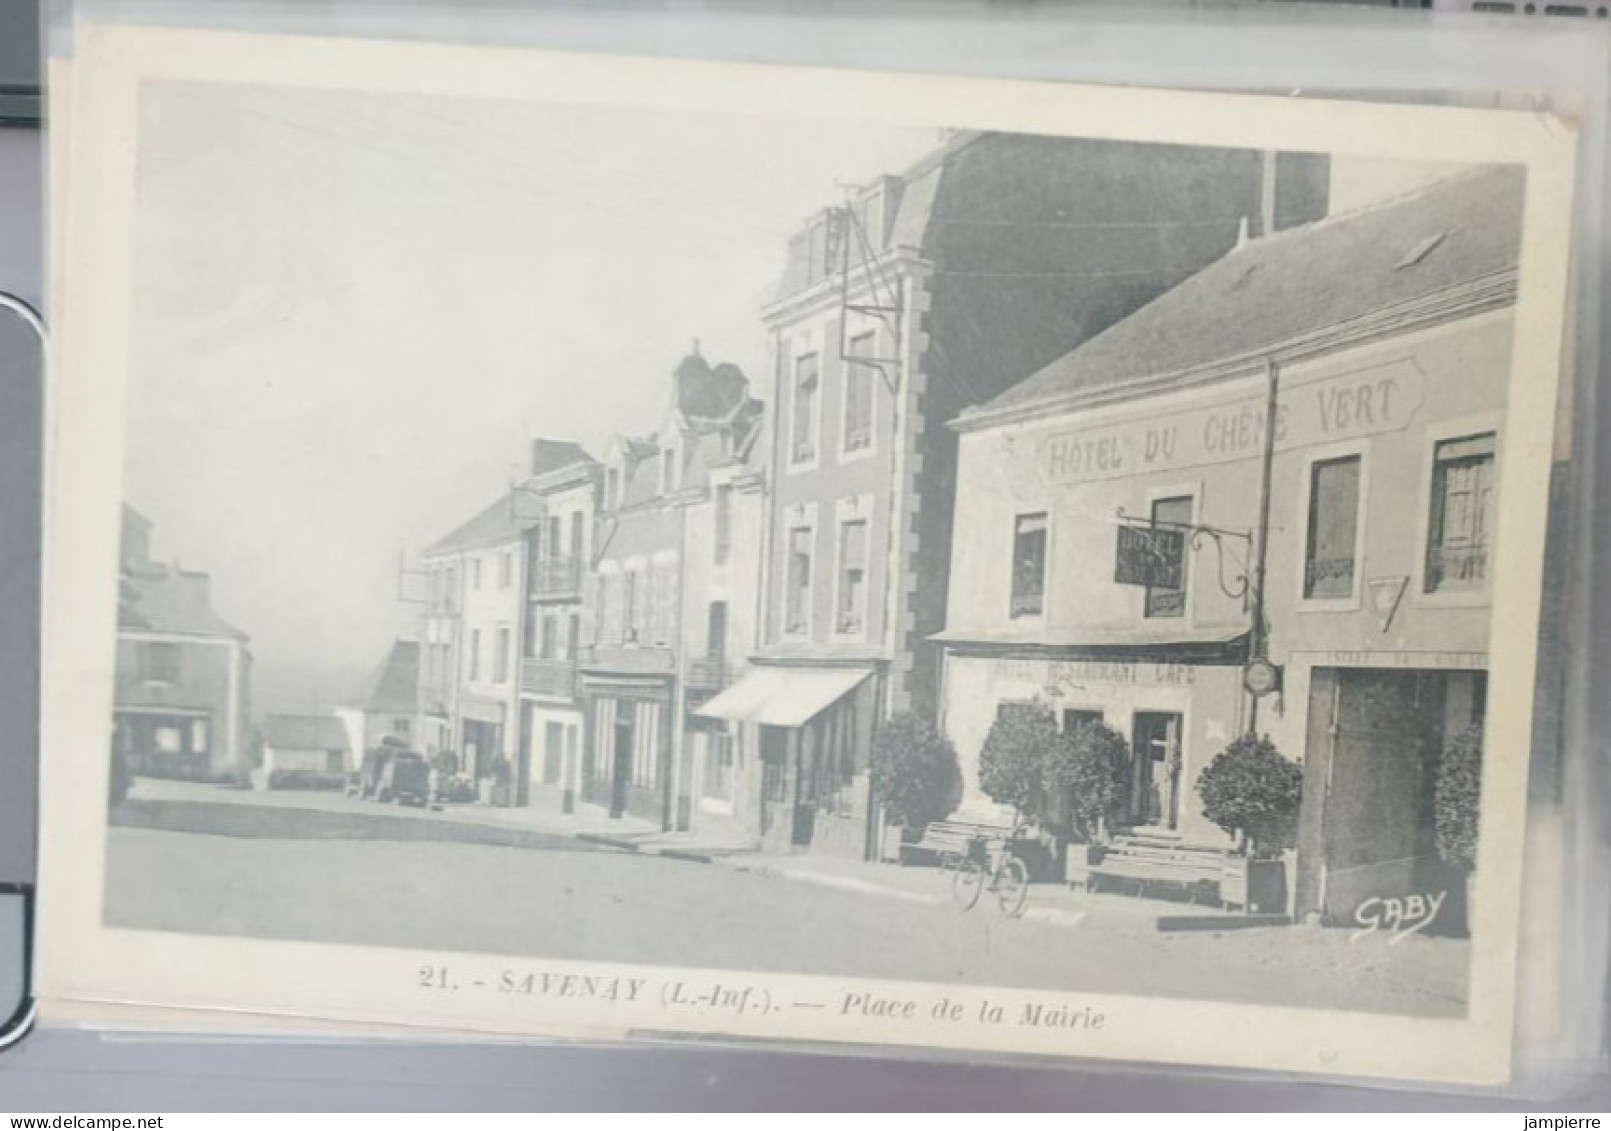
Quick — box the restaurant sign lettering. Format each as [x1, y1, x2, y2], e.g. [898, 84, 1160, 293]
[999, 658, 1197, 688]
[1037, 360, 1423, 484]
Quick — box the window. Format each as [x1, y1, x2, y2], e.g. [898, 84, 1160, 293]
[568, 511, 584, 560]
[1426, 433, 1496, 592]
[703, 729, 736, 802]
[786, 527, 813, 635]
[605, 468, 620, 510]
[1304, 455, 1362, 599]
[141, 642, 181, 684]
[445, 566, 458, 613]
[496, 627, 511, 683]
[1063, 709, 1103, 736]
[540, 615, 557, 660]
[469, 629, 482, 681]
[836, 519, 869, 634]
[499, 551, 513, 589]
[623, 571, 638, 642]
[707, 601, 728, 660]
[662, 448, 676, 492]
[394, 718, 411, 737]
[1010, 513, 1048, 618]
[643, 568, 659, 644]
[713, 484, 732, 565]
[472, 557, 483, 591]
[791, 353, 819, 464]
[844, 333, 876, 453]
[996, 701, 1038, 723]
[190, 718, 210, 754]
[546, 517, 561, 561]
[1145, 496, 1193, 619]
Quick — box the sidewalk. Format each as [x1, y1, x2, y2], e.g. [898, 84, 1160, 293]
[131, 777, 658, 841]
[130, 778, 1261, 933]
[616, 835, 1259, 933]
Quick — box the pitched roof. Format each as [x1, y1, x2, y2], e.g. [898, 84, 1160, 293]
[529, 438, 594, 478]
[425, 491, 532, 556]
[262, 713, 350, 752]
[118, 564, 247, 640]
[964, 164, 1523, 423]
[361, 640, 420, 714]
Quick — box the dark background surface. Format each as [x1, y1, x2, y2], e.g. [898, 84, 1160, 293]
[2, 0, 1607, 1112]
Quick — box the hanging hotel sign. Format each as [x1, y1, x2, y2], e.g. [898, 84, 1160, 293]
[1037, 359, 1424, 485]
[1115, 523, 1186, 588]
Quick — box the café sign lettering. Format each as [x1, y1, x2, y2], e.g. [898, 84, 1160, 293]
[1037, 360, 1423, 484]
[1000, 658, 1196, 688]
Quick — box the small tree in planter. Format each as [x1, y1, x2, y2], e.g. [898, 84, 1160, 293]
[1196, 734, 1303, 913]
[873, 711, 962, 858]
[978, 704, 1059, 826]
[1044, 720, 1129, 845]
[978, 705, 1065, 880]
[1432, 722, 1483, 937]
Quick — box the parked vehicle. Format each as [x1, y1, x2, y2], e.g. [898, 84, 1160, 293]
[379, 751, 432, 807]
[356, 744, 431, 806]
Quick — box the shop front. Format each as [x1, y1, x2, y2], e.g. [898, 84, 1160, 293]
[695, 664, 879, 858]
[1290, 652, 1487, 930]
[937, 644, 1246, 844]
[579, 672, 674, 826]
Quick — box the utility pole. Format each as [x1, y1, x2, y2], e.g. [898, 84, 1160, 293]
[1246, 358, 1280, 735]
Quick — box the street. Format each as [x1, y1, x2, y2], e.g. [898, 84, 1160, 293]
[103, 800, 1470, 1020]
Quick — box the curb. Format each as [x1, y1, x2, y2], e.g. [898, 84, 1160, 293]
[572, 833, 641, 852]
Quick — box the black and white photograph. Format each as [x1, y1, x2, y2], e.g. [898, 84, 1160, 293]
[39, 27, 1578, 1087]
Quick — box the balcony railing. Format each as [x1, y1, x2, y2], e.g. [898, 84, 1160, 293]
[531, 555, 582, 600]
[686, 656, 736, 694]
[521, 657, 576, 698]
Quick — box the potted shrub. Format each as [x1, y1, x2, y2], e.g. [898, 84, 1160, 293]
[490, 755, 514, 807]
[871, 711, 963, 863]
[1196, 734, 1303, 913]
[1043, 719, 1129, 885]
[977, 703, 1064, 880]
[1432, 722, 1482, 937]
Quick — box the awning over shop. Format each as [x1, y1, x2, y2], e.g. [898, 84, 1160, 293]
[459, 697, 506, 725]
[694, 666, 871, 728]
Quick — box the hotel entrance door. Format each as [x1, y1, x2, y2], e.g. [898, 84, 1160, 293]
[1131, 712, 1183, 829]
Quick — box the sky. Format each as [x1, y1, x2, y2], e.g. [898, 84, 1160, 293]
[123, 80, 947, 708]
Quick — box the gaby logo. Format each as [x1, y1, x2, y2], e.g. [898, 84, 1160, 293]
[1350, 890, 1448, 945]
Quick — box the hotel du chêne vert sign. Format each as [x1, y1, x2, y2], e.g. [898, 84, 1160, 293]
[1035, 358, 1424, 485]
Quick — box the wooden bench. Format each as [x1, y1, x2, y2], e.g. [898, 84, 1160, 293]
[899, 820, 1013, 868]
[1071, 832, 1232, 905]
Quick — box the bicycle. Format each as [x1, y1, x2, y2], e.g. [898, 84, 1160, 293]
[951, 825, 1031, 918]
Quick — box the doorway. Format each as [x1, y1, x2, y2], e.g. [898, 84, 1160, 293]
[1131, 712, 1183, 830]
[543, 720, 564, 785]
[610, 700, 635, 818]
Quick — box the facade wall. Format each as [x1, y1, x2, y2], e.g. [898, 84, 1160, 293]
[113, 633, 248, 778]
[761, 289, 901, 662]
[455, 538, 525, 776]
[943, 308, 1509, 858]
[678, 463, 767, 844]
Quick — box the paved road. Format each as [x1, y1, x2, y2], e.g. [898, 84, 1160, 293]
[104, 824, 1468, 1019]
